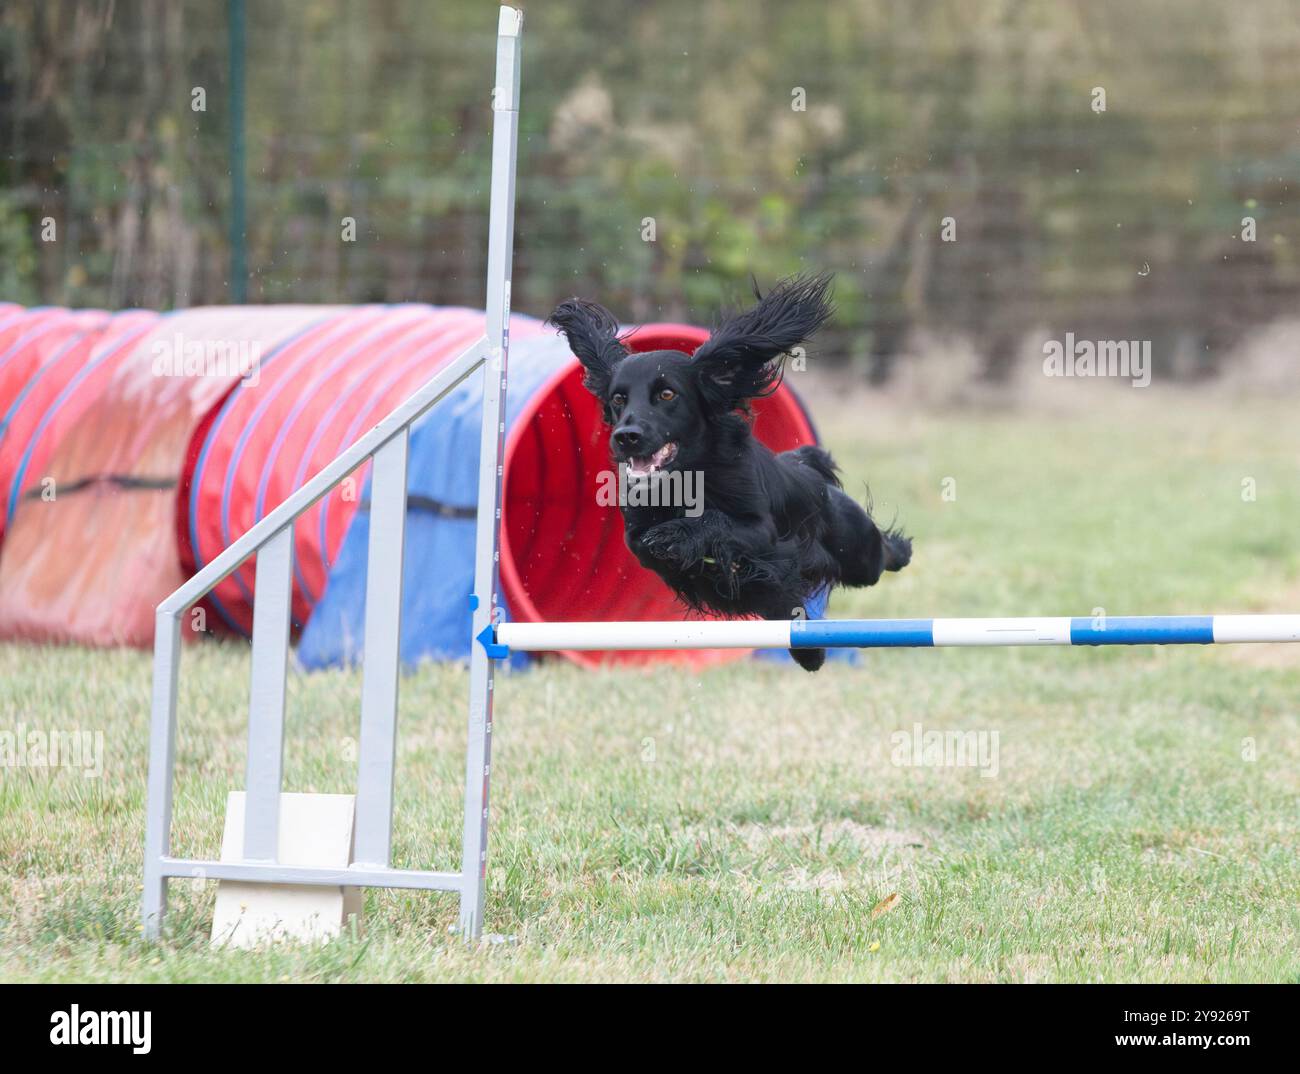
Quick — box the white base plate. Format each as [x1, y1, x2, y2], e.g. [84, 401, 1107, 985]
[211, 792, 362, 949]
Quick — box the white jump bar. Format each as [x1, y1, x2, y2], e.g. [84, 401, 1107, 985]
[495, 615, 1300, 652]
[498, 619, 792, 651]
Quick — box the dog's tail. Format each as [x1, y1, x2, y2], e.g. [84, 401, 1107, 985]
[790, 445, 843, 488]
[857, 478, 912, 573]
[881, 526, 912, 572]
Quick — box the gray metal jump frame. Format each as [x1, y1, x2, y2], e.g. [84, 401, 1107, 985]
[143, 5, 521, 941]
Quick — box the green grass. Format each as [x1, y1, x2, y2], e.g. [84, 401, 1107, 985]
[3, 389, 1299, 982]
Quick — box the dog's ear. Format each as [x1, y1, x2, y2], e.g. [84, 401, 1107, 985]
[547, 298, 628, 400]
[692, 272, 834, 412]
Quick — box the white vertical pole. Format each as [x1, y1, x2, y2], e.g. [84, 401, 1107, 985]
[142, 610, 182, 938]
[354, 429, 410, 867]
[460, 4, 522, 940]
[243, 524, 295, 861]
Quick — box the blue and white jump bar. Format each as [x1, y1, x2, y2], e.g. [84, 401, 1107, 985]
[494, 615, 1300, 653]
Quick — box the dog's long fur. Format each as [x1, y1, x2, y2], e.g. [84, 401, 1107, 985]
[548, 273, 911, 671]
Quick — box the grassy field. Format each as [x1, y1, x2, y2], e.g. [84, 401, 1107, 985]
[2, 388, 1299, 982]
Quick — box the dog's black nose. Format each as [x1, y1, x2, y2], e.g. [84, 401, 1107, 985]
[614, 427, 643, 452]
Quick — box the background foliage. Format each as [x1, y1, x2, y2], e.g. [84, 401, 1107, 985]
[1, 0, 1297, 380]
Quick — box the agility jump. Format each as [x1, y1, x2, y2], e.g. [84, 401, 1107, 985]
[143, 7, 1299, 945]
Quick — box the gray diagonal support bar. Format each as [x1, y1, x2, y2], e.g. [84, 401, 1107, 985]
[158, 338, 487, 618]
[353, 429, 410, 868]
[243, 525, 294, 862]
[142, 610, 182, 938]
[459, 4, 523, 941]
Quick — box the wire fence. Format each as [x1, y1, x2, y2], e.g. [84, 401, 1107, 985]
[2, 0, 1298, 381]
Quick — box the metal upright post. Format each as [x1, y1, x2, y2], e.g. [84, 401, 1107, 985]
[353, 429, 411, 868]
[142, 610, 182, 938]
[459, 5, 523, 940]
[242, 526, 295, 861]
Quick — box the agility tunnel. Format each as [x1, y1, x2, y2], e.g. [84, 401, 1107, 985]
[0, 303, 821, 666]
[0, 305, 163, 644]
[0, 305, 332, 645]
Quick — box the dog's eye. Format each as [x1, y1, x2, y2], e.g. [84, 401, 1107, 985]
[658, 388, 676, 402]
[610, 393, 626, 408]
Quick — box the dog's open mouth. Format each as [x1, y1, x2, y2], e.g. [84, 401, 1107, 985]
[624, 442, 678, 477]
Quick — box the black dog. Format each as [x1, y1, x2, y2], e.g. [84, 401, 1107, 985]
[547, 273, 910, 671]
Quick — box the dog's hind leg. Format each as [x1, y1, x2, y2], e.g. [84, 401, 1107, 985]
[786, 642, 825, 673]
[755, 596, 825, 673]
[827, 487, 910, 587]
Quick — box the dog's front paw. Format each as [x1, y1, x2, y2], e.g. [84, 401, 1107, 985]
[639, 520, 703, 564]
